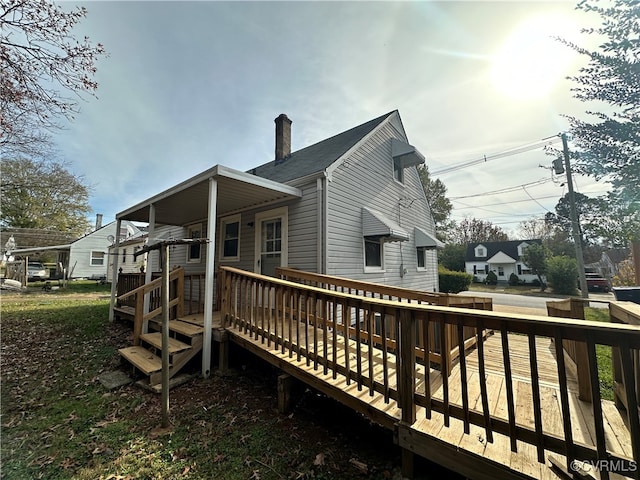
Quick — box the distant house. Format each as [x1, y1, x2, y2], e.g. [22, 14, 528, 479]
[10, 220, 141, 281]
[465, 240, 542, 284]
[107, 232, 148, 283]
[586, 248, 630, 280]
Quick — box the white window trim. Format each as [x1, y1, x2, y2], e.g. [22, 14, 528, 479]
[475, 245, 486, 257]
[220, 214, 241, 262]
[254, 206, 288, 273]
[90, 250, 105, 266]
[186, 223, 203, 263]
[363, 237, 385, 273]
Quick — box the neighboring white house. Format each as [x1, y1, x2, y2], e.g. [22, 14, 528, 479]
[10, 220, 141, 281]
[465, 240, 543, 284]
[106, 232, 148, 282]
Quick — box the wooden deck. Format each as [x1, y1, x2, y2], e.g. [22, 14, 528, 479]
[226, 318, 633, 480]
[218, 267, 640, 480]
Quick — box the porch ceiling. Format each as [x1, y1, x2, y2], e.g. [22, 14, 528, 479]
[117, 165, 302, 226]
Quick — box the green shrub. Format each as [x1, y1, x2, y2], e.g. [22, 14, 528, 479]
[485, 270, 498, 285]
[508, 273, 520, 286]
[439, 266, 473, 293]
[546, 256, 578, 295]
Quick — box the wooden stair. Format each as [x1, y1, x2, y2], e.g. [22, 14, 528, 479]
[119, 316, 205, 388]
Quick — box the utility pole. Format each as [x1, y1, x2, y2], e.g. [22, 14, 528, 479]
[561, 133, 589, 298]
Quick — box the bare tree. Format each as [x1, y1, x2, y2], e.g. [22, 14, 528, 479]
[0, 0, 105, 156]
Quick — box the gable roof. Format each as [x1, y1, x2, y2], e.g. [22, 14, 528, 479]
[465, 239, 541, 262]
[249, 111, 395, 183]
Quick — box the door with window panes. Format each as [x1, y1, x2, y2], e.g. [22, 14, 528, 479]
[254, 207, 287, 277]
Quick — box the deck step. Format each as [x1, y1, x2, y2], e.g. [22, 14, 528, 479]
[179, 314, 205, 327]
[114, 305, 135, 317]
[119, 346, 162, 375]
[168, 320, 204, 337]
[140, 332, 192, 354]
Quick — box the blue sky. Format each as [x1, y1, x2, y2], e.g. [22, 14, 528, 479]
[54, 0, 609, 234]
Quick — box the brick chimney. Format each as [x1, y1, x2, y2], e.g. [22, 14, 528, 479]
[274, 114, 292, 163]
[95, 213, 103, 230]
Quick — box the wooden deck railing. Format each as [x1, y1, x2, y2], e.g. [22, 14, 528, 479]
[117, 267, 185, 345]
[546, 298, 591, 402]
[117, 271, 206, 315]
[220, 266, 640, 475]
[276, 267, 492, 371]
[611, 301, 640, 422]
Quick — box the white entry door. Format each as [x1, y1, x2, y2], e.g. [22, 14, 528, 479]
[254, 207, 288, 276]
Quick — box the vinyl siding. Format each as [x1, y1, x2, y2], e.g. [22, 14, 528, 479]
[326, 121, 439, 292]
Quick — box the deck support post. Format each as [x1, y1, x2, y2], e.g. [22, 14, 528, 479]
[398, 308, 416, 480]
[108, 218, 122, 322]
[277, 373, 303, 414]
[401, 446, 415, 480]
[217, 330, 229, 373]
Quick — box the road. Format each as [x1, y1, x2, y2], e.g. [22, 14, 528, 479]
[457, 290, 614, 311]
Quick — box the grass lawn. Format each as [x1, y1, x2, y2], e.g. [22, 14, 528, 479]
[585, 307, 615, 401]
[0, 286, 405, 480]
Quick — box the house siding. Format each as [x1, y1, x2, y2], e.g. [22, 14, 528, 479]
[326, 121, 438, 292]
[69, 221, 139, 279]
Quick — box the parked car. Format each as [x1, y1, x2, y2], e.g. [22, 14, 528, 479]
[585, 272, 610, 293]
[27, 262, 47, 281]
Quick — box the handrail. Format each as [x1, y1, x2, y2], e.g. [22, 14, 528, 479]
[116, 267, 185, 345]
[220, 266, 640, 470]
[276, 267, 492, 370]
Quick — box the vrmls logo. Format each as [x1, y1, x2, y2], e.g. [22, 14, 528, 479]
[570, 459, 638, 473]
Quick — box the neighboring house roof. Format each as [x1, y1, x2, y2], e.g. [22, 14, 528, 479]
[249, 111, 394, 183]
[605, 248, 630, 265]
[465, 240, 541, 262]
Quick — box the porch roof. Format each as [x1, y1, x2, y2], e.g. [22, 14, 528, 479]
[116, 165, 302, 226]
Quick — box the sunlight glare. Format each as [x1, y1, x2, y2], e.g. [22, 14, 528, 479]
[490, 14, 579, 100]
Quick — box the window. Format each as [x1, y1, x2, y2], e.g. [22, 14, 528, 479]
[187, 223, 203, 263]
[122, 248, 127, 264]
[90, 251, 105, 266]
[364, 237, 384, 271]
[393, 157, 404, 183]
[416, 246, 426, 270]
[498, 266, 504, 277]
[220, 215, 240, 261]
[475, 246, 486, 257]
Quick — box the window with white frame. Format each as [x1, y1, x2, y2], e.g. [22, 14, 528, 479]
[90, 251, 105, 266]
[364, 237, 384, 271]
[220, 214, 240, 261]
[187, 223, 203, 263]
[475, 245, 486, 257]
[416, 246, 426, 270]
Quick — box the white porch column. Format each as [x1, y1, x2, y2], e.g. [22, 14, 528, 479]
[202, 177, 217, 378]
[143, 204, 156, 317]
[108, 218, 122, 322]
[138, 204, 156, 337]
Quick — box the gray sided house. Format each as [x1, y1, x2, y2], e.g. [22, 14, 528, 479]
[465, 239, 542, 284]
[111, 111, 442, 375]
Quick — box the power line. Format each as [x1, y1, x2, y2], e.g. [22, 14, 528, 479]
[449, 178, 551, 200]
[431, 137, 562, 176]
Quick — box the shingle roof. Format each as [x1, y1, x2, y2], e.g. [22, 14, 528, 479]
[465, 239, 541, 262]
[248, 111, 395, 183]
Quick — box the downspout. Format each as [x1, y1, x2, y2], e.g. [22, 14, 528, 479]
[202, 177, 218, 378]
[316, 177, 323, 274]
[108, 218, 122, 322]
[322, 172, 329, 274]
